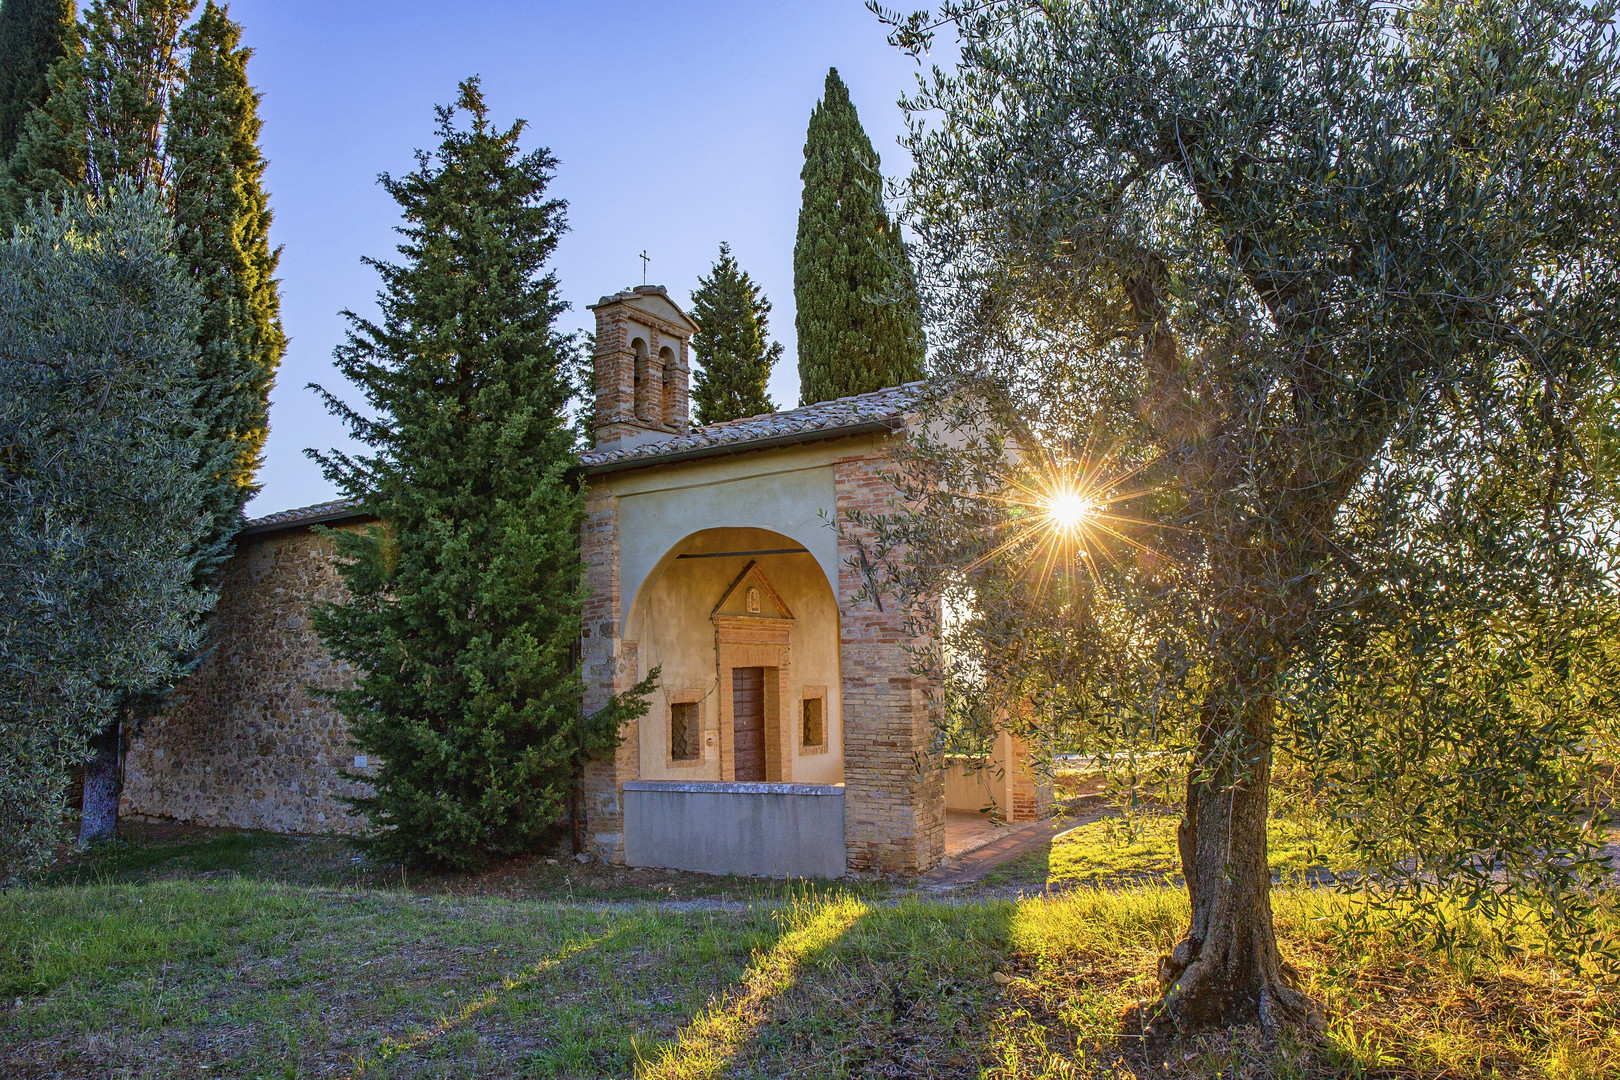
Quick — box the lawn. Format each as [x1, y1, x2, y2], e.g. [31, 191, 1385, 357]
[984, 809, 1354, 891]
[3, 869, 1616, 1078]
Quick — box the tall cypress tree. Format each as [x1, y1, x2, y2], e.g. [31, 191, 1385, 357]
[0, 10, 83, 222]
[792, 67, 924, 406]
[690, 241, 781, 425]
[168, 0, 285, 584]
[2, 0, 191, 221]
[310, 79, 650, 870]
[0, 0, 76, 166]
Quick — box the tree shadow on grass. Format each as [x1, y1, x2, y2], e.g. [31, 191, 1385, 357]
[43, 822, 896, 905]
[634, 896, 1021, 1079]
[344, 924, 637, 1080]
[37, 826, 301, 886]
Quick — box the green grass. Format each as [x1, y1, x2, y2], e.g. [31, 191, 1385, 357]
[2, 874, 1615, 1078]
[984, 809, 1356, 891]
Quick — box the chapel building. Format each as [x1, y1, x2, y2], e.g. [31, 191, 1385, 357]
[120, 284, 1051, 878]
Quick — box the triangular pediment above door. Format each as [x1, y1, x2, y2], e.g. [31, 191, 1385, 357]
[711, 560, 795, 621]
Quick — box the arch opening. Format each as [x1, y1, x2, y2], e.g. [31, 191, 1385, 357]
[631, 337, 650, 420]
[658, 345, 677, 429]
[624, 526, 843, 786]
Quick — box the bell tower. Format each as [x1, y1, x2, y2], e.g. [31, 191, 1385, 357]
[589, 285, 698, 448]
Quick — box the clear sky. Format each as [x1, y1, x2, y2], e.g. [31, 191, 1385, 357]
[227, 0, 927, 517]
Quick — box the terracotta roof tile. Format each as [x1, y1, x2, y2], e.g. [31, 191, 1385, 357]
[579, 380, 926, 471]
[239, 498, 369, 536]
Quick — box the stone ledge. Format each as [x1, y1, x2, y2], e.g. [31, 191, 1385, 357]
[623, 780, 846, 797]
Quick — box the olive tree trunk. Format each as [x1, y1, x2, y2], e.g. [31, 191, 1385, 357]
[1127, 676, 1328, 1036]
[77, 717, 121, 844]
[1137, 688, 1322, 1038]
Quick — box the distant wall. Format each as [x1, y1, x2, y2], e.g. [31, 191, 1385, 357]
[121, 523, 372, 834]
[942, 731, 1053, 823]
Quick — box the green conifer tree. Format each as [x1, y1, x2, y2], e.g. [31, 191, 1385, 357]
[1, 0, 282, 843]
[310, 79, 651, 870]
[0, 18, 84, 220]
[792, 67, 924, 406]
[2, 0, 191, 222]
[0, 0, 76, 165]
[168, 0, 285, 583]
[690, 241, 781, 425]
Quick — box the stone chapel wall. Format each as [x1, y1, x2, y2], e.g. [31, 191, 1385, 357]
[121, 523, 372, 834]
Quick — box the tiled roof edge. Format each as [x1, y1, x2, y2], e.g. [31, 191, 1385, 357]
[579, 380, 927, 472]
[238, 498, 372, 537]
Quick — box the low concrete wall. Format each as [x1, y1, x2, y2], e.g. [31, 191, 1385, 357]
[622, 780, 846, 879]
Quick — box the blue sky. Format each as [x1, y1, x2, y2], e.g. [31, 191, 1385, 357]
[228, 0, 927, 516]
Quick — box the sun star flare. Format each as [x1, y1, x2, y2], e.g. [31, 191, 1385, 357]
[1044, 487, 1096, 535]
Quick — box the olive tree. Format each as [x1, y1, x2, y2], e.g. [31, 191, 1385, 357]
[0, 185, 208, 878]
[859, 0, 1620, 1036]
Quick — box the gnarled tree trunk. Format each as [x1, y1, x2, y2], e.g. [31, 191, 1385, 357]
[1138, 687, 1322, 1039]
[78, 716, 121, 845]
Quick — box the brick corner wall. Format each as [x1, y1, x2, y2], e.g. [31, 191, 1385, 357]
[834, 450, 946, 877]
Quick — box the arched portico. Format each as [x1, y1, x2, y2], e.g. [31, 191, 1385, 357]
[624, 527, 843, 786]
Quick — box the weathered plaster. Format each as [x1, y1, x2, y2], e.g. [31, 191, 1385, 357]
[626, 526, 845, 787]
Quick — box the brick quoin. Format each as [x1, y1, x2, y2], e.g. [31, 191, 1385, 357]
[834, 451, 946, 876]
[579, 483, 639, 863]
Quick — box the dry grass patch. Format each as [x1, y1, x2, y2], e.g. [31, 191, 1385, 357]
[980, 889, 1619, 1079]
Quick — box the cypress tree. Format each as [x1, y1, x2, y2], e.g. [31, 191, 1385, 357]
[792, 67, 924, 406]
[78, 0, 190, 192]
[2, 0, 192, 223]
[0, 18, 84, 221]
[168, 0, 285, 584]
[1, 0, 282, 843]
[690, 241, 781, 425]
[310, 79, 651, 870]
[0, 0, 76, 165]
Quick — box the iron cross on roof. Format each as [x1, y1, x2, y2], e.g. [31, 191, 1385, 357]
[639, 250, 649, 285]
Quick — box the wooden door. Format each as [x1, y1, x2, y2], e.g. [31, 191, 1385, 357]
[732, 667, 766, 781]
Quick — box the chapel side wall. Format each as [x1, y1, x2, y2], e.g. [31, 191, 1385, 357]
[121, 525, 371, 834]
[835, 450, 946, 876]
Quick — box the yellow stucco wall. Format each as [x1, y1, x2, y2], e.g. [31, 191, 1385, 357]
[625, 525, 844, 785]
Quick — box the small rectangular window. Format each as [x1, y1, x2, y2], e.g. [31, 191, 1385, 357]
[802, 696, 825, 749]
[671, 701, 700, 761]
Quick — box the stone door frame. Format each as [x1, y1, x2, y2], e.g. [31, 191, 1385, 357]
[713, 619, 793, 782]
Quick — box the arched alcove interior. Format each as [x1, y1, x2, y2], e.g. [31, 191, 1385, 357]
[658, 345, 676, 428]
[625, 526, 843, 786]
[631, 337, 649, 420]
